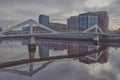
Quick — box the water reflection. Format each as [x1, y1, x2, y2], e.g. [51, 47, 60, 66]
[0, 37, 115, 78]
[0, 60, 54, 77]
[39, 46, 49, 58]
[28, 44, 36, 60]
[37, 40, 108, 64]
[79, 48, 108, 64]
[25, 37, 109, 63]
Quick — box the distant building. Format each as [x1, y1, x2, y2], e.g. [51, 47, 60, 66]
[49, 23, 67, 32]
[79, 12, 98, 30]
[22, 26, 49, 34]
[33, 26, 50, 33]
[67, 16, 79, 31]
[39, 15, 49, 27]
[67, 11, 108, 32]
[22, 26, 30, 34]
[109, 29, 120, 34]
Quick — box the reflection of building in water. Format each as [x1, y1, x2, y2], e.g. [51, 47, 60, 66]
[79, 49, 108, 64]
[68, 44, 94, 54]
[39, 46, 49, 57]
[67, 43, 108, 64]
[37, 40, 109, 64]
[0, 39, 110, 77]
[38, 41, 67, 51]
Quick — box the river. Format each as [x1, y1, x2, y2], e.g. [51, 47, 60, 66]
[0, 37, 120, 80]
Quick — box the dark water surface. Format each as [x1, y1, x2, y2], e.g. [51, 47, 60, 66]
[0, 37, 120, 80]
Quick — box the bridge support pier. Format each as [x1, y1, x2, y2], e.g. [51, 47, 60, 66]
[94, 34, 99, 44]
[28, 36, 36, 60]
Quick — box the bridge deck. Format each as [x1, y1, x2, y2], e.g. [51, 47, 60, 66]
[0, 33, 120, 41]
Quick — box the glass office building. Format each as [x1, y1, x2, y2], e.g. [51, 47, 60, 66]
[22, 26, 30, 34]
[79, 13, 98, 30]
[67, 16, 79, 31]
[39, 15, 49, 27]
[49, 23, 67, 32]
[67, 11, 108, 32]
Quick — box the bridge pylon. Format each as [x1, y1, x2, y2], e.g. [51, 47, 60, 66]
[82, 24, 104, 43]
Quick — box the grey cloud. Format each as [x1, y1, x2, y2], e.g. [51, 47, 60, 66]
[0, 0, 86, 27]
[32, 61, 96, 80]
[0, 0, 120, 29]
[83, 0, 120, 29]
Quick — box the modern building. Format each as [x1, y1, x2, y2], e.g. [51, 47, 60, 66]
[22, 26, 49, 34]
[22, 26, 30, 34]
[67, 11, 108, 32]
[94, 11, 108, 32]
[109, 29, 120, 34]
[67, 16, 79, 31]
[39, 15, 49, 27]
[49, 23, 67, 32]
[79, 12, 99, 30]
[33, 26, 49, 33]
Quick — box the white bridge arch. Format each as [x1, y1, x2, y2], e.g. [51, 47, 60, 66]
[0, 19, 58, 34]
[82, 24, 103, 34]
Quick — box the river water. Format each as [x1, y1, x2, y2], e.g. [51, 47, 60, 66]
[0, 37, 120, 80]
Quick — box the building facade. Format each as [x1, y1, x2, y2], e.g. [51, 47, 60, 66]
[22, 26, 30, 34]
[22, 26, 49, 34]
[49, 23, 67, 32]
[79, 13, 98, 30]
[39, 15, 49, 27]
[67, 11, 108, 32]
[67, 16, 79, 31]
[96, 11, 108, 32]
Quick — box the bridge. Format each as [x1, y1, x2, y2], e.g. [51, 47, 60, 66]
[0, 19, 120, 42]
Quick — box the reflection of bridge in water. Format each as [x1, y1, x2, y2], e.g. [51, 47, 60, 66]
[0, 60, 54, 77]
[0, 19, 120, 42]
[0, 39, 109, 69]
[0, 41, 108, 77]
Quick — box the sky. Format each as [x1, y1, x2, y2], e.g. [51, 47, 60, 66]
[0, 0, 120, 30]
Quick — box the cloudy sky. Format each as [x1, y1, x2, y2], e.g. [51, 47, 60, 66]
[0, 0, 120, 30]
